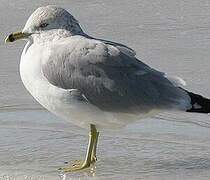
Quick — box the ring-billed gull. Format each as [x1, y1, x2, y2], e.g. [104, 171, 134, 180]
[5, 5, 210, 172]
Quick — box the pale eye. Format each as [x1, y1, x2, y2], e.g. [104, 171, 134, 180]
[40, 23, 48, 28]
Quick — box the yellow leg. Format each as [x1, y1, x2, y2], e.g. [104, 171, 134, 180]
[59, 124, 99, 172]
[91, 131, 99, 163]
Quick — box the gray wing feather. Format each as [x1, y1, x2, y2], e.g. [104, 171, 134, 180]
[86, 35, 136, 57]
[42, 37, 190, 114]
[68, 89, 88, 102]
[95, 38, 136, 57]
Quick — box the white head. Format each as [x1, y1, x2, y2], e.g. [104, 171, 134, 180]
[5, 5, 84, 43]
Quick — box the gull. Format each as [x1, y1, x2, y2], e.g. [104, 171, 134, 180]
[5, 5, 210, 172]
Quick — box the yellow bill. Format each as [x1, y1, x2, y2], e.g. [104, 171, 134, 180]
[5, 31, 31, 43]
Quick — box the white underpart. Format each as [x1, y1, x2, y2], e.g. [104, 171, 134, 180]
[20, 39, 155, 130]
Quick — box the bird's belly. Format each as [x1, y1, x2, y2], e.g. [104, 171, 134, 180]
[21, 75, 143, 130]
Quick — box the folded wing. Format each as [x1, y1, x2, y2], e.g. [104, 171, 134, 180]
[41, 36, 191, 114]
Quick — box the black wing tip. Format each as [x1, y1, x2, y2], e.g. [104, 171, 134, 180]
[185, 90, 210, 114]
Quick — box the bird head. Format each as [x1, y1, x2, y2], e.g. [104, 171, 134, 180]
[5, 5, 84, 43]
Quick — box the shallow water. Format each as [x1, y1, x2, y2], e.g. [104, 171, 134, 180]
[1, 0, 210, 179]
[1, 110, 210, 180]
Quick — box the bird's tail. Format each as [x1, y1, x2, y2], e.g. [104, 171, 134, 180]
[184, 90, 210, 113]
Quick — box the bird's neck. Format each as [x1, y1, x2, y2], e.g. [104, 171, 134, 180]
[31, 29, 86, 44]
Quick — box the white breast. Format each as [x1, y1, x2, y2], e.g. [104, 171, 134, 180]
[20, 41, 68, 111]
